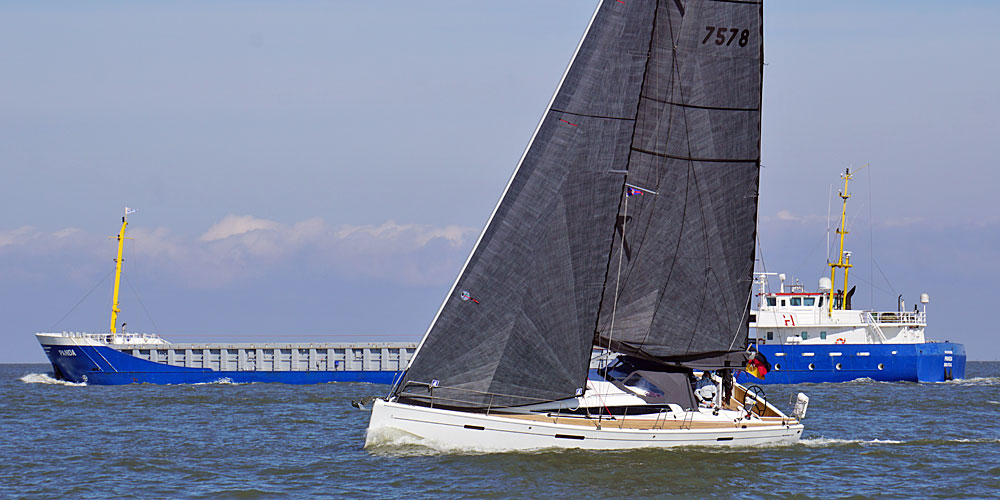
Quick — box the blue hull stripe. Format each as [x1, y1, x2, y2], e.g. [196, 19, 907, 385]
[736, 342, 966, 384]
[43, 344, 402, 385]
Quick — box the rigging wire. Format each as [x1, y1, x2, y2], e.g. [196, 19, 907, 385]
[871, 258, 898, 297]
[728, 281, 754, 352]
[826, 183, 832, 264]
[123, 238, 161, 334]
[868, 165, 875, 309]
[602, 187, 629, 407]
[124, 273, 160, 335]
[48, 269, 114, 332]
[125, 240, 160, 334]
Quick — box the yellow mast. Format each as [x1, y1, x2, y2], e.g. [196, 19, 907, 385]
[109, 208, 133, 334]
[828, 168, 853, 315]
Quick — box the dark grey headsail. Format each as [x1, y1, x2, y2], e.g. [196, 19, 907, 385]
[395, 0, 763, 409]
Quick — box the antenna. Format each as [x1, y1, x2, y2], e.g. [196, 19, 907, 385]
[826, 183, 832, 264]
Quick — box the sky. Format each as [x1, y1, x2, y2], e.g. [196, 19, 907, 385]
[2, 1, 998, 363]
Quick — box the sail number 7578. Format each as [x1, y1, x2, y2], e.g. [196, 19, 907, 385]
[702, 26, 750, 47]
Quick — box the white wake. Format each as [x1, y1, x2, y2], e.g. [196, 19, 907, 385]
[19, 373, 86, 387]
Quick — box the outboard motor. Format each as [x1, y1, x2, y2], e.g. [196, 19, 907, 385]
[793, 392, 810, 420]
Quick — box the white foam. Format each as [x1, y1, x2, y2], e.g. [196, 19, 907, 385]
[936, 377, 1000, 386]
[798, 438, 902, 447]
[364, 427, 476, 456]
[988, 401, 1000, 405]
[842, 377, 878, 384]
[19, 373, 86, 387]
[191, 378, 246, 386]
[799, 437, 998, 447]
[951, 438, 1000, 444]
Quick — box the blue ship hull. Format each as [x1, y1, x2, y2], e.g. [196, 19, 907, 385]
[737, 342, 965, 384]
[43, 343, 403, 385]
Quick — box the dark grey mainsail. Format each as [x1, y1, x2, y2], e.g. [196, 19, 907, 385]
[594, 0, 764, 361]
[396, 0, 763, 409]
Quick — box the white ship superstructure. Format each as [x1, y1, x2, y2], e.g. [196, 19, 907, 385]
[752, 274, 928, 346]
[739, 167, 965, 384]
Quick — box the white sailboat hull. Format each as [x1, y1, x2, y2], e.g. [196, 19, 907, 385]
[365, 399, 804, 452]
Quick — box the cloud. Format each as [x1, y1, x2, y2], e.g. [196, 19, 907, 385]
[0, 226, 40, 247]
[199, 215, 280, 241]
[761, 210, 828, 225]
[0, 216, 477, 289]
[334, 221, 469, 248]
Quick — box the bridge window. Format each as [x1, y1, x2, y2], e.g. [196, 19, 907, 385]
[818, 297, 824, 307]
[804, 297, 816, 306]
[766, 297, 776, 307]
[766, 332, 774, 341]
[790, 297, 801, 306]
[781, 299, 786, 306]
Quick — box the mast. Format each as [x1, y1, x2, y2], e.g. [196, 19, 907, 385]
[109, 208, 133, 334]
[828, 168, 852, 315]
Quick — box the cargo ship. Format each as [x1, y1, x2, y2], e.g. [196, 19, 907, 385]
[737, 169, 966, 384]
[35, 209, 416, 385]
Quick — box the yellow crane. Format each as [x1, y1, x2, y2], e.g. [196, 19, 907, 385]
[828, 168, 853, 315]
[109, 207, 135, 335]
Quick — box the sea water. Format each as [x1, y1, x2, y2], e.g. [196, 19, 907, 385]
[2, 362, 998, 499]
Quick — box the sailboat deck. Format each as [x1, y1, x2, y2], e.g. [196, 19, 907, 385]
[498, 412, 797, 431]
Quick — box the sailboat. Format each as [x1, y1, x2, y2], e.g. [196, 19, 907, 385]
[365, 0, 806, 450]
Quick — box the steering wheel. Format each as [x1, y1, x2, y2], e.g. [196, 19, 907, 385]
[741, 385, 767, 418]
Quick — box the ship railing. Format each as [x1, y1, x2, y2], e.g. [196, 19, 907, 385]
[398, 380, 573, 413]
[54, 331, 167, 344]
[870, 311, 926, 325]
[861, 312, 889, 343]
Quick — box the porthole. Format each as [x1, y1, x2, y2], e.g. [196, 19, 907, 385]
[808, 363, 815, 371]
[835, 363, 842, 370]
[774, 363, 781, 371]
[877, 363, 884, 370]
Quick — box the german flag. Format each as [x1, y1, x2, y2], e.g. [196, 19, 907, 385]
[746, 352, 772, 380]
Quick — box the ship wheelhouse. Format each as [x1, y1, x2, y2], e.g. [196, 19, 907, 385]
[749, 275, 928, 347]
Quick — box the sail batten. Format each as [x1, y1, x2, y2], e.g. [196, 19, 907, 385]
[396, 0, 763, 409]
